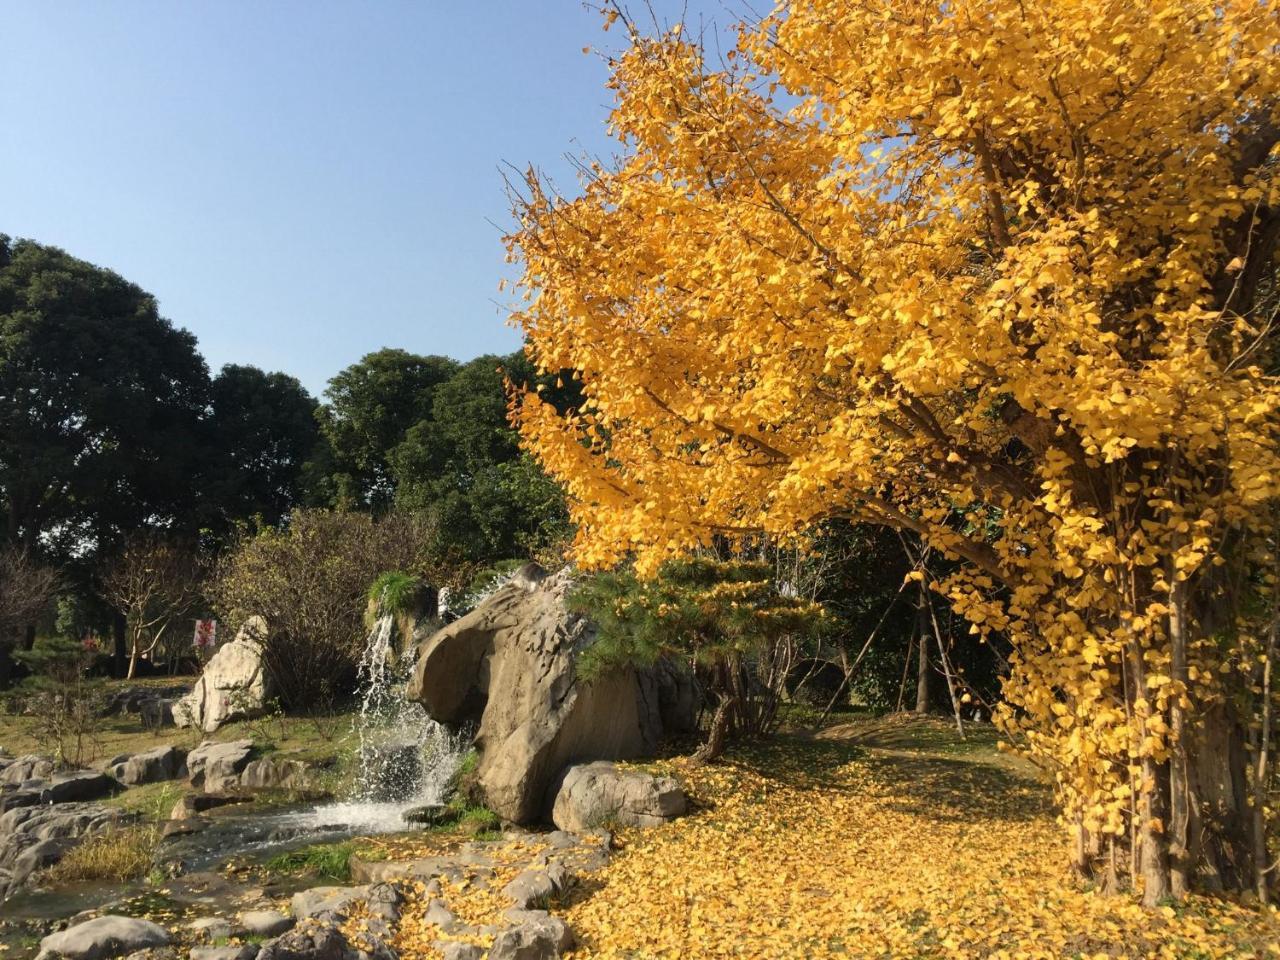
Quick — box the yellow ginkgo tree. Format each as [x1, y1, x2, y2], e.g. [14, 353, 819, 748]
[507, 0, 1280, 904]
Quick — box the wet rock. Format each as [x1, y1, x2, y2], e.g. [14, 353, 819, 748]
[35, 915, 171, 960]
[401, 803, 453, 826]
[550, 761, 686, 832]
[239, 911, 293, 938]
[159, 818, 206, 839]
[187, 740, 255, 793]
[169, 792, 251, 820]
[174, 616, 271, 733]
[110, 745, 186, 786]
[406, 564, 696, 824]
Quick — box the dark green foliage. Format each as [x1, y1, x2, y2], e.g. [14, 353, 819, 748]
[317, 349, 460, 509]
[570, 558, 829, 680]
[0, 235, 210, 561]
[391, 353, 571, 565]
[570, 558, 830, 757]
[204, 364, 320, 533]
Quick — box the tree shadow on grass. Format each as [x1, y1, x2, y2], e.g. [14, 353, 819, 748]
[722, 715, 1052, 824]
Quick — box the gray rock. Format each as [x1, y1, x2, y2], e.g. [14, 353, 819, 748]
[290, 885, 369, 920]
[111, 746, 186, 786]
[488, 910, 574, 960]
[435, 944, 484, 960]
[422, 898, 458, 932]
[187, 917, 243, 941]
[238, 758, 310, 792]
[186, 740, 255, 793]
[0, 755, 54, 786]
[551, 761, 686, 832]
[189, 948, 254, 960]
[36, 916, 171, 960]
[364, 882, 404, 922]
[174, 616, 271, 733]
[40, 770, 120, 804]
[406, 564, 695, 824]
[254, 925, 356, 960]
[238, 911, 293, 937]
[501, 865, 565, 910]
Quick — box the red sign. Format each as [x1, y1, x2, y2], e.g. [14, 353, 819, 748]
[193, 619, 217, 649]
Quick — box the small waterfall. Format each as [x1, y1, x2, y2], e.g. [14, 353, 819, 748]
[302, 604, 470, 833]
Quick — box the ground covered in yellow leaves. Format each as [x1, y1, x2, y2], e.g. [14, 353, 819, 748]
[390, 715, 1278, 959]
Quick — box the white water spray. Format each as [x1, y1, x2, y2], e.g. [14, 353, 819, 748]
[298, 604, 470, 833]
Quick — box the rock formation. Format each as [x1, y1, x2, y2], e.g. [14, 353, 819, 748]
[406, 563, 695, 825]
[174, 616, 272, 733]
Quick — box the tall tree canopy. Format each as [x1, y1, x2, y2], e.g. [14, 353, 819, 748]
[0, 236, 209, 560]
[511, 1, 1280, 903]
[317, 348, 459, 508]
[392, 353, 571, 563]
[205, 364, 320, 532]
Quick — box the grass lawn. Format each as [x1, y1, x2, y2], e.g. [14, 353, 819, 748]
[0, 677, 360, 774]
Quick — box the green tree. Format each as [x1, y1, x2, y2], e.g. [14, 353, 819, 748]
[205, 364, 320, 532]
[317, 349, 459, 509]
[391, 352, 571, 565]
[0, 236, 210, 557]
[570, 557, 829, 761]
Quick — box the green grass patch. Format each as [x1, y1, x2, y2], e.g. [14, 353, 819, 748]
[264, 841, 355, 881]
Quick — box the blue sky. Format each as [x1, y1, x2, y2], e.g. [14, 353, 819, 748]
[0, 2, 727, 397]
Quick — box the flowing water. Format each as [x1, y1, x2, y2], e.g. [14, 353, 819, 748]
[0, 603, 471, 948]
[289, 611, 470, 833]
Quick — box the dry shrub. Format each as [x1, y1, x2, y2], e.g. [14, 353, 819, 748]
[210, 509, 430, 709]
[44, 824, 159, 883]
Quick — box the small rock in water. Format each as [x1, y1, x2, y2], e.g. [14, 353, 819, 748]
[401, 804, 453, 826]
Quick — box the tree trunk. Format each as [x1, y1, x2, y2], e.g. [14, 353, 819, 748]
[1168, 577, 1190, 899]
[914, 588, 931, 713]
[126, 630, 140, 680]
[693, 696, 735, 764]
[111, 612, 127, 678]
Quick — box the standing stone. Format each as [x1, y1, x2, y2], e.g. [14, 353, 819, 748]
[174, 616, 271, 733]
[406, 564, 695, 824]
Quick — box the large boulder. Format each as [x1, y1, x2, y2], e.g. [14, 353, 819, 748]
[186, 739, 255, 793]
[550, 761, 687, 832]
[174, 616, 271, 733]
[406, 564, 695, 825]
[35, 916, 170, 960]
[109, 745, 186, 786]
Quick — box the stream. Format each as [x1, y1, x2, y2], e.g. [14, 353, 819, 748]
[0, 612, 470, 951]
